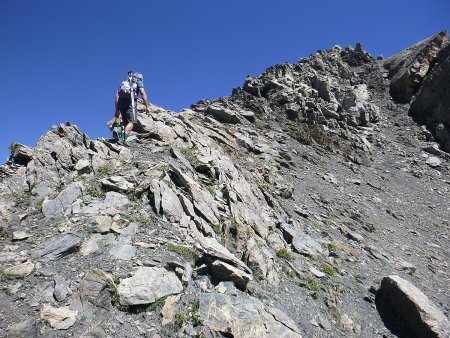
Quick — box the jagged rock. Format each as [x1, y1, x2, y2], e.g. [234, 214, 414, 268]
[199, 293, 303, 337]
[42, 182, 83, 217]
[191, 225, 251, 273]
[117, 267, 183, 306]
[410, 42, 450, 151]
[79, 269, 116, 309]
[40, 304, 78, 330]
[385, 30, 449, 102]
[234, 131, 254, 149]
[376, 275, 450, 338]
[205, 104, 241, 124]
[75, 159, 91, 174]
[8, 142, 33, 165]
[30, 232, 81, 261]
[101, 176, 134, 192]
[210, 260, 253, 290]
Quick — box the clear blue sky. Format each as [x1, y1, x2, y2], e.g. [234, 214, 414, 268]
[1, 0, 448, 163]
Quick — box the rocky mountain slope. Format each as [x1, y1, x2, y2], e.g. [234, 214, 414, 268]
[1, 31, 449, 338]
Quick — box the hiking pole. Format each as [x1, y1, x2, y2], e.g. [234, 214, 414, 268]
[128, 70, 137, 122]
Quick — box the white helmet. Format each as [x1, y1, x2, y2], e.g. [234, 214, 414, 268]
[133, 72, 143, 81]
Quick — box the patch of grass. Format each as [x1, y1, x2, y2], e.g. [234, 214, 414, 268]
[167, 243, 199, 260]
[113, 295, 167, 314]
[190, 298, 202, 327]
[327, 243, 337, 253]
[147, 296, 167, 312]
[206, 186, 216, 197]
[141, 217, 152, 226]
[286, 269, 296, 278]
[87, 187, 106, 198]
[120, 213, 134, 222]
[303, 277, 320, 299]
[126, 188, 137, 201]
[322, 263, 336, 277]
[276, 248, 293, 261]
[98, 165, 111, 174]
[312, 220, 322, 229]
[174, 312, 184, 327]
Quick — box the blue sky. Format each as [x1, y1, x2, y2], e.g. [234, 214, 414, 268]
[1, 0, 448, 163]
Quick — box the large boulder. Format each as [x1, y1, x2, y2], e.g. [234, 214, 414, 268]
[384, 30, 449, 102]
[117, 267, 183, 306]
[409, 43, 450, 152]
[199, 293, 303, 337]
[376, 275, 450, 338]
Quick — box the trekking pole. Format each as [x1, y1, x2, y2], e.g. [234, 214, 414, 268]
[128, 70, 137, 121]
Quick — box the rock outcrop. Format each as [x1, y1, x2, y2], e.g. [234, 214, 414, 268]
[409, 43, 450, 151]
[384, 30, 449, 102]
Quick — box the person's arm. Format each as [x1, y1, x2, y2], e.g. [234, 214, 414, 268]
[139, 87, 149, 112]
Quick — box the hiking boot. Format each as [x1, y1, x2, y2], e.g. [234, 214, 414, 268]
[112, 127, 120, 140]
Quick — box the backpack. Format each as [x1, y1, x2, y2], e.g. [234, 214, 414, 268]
[117, 79, 137, 98]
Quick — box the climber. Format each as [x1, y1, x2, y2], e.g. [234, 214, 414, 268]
[114, 71, 149, 145]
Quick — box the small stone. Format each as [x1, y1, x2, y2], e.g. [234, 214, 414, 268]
[425, 156, 441, 167]
[310, 267, 325, 278]
[12, 231, 30, 241]
[40, 305, 78, 330]
[4, 261, 35, 278]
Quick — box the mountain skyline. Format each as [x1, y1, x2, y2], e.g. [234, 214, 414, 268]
[1, 0, 449, 162]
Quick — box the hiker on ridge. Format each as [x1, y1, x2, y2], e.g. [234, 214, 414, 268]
[114, 72, 149, 145]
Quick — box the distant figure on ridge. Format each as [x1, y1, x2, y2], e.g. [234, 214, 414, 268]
[114, 71, 149, 146]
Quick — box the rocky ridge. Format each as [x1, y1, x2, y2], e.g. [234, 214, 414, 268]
[1, 31, 449, 337]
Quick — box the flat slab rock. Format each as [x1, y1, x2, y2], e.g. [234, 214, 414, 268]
[199, 293, 303, 337]
[30, 232, 81, 262]
[376, 275, 450, 338]
[117, 267, 183, 306]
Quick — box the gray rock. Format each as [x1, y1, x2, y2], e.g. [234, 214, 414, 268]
[109, 244, 136, 260]
[199, 293, 303, 337]
[12, 231, 30, 241]
[6, 318, 38, 338]
[205, 104, 241, 124]
[74, 159, 91, 174]
[210, 260, 253, 290]
[426, 156, 442, 167]
[8, 142, 33, 165]
[292, 234, 323, 257]
[30, 232, 81, 262]
[42, 182, 83, 217]
[79, 268, 116, 309]
[53, 276, 70, 302]
[376, 275, 450, 338]
[103, 191, 130, 209]
[234, 131, 254, 149]
[117, 267, 183, 306]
